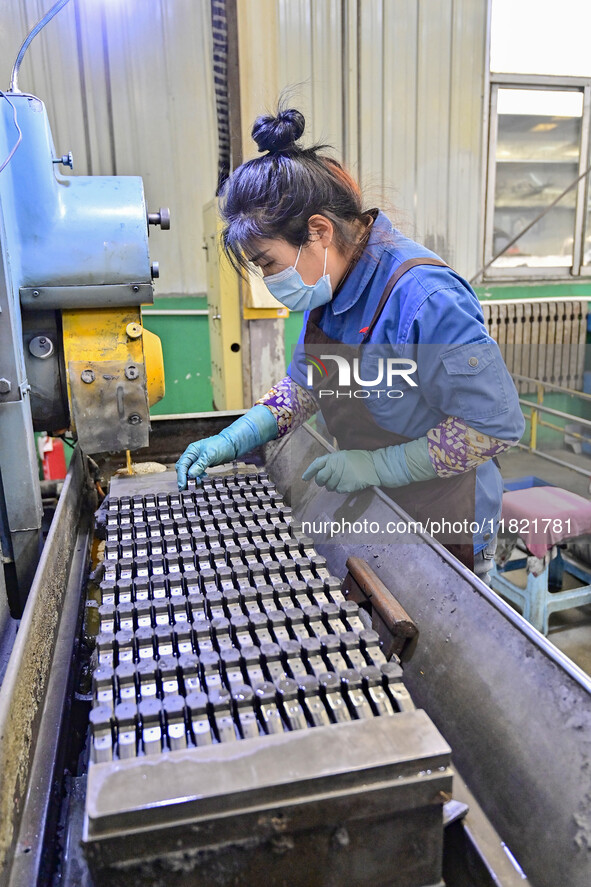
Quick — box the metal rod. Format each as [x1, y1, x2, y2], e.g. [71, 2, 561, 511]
[539, 419, 591, 443]
[515, 442, 591, 478]
[518, 399, 591, 429]
[141, 310, 209, 316]
[523, 414, 591, 445]
[490, 72, 591, 89]
[513, 373, 591, 401]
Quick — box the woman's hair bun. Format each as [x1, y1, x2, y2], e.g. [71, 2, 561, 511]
[252, 108, 305, 154]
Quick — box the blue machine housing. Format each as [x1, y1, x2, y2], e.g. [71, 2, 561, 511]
[0, 91, 158, 613]
[0, 93, 153, 307]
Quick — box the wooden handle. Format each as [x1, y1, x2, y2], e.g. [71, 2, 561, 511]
[343, 556, 418, 659]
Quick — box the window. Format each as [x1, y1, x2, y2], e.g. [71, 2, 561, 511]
[485, 75, 591, 279]
[490, 0, 591, 79]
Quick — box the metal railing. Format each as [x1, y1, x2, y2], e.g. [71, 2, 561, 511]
[514, 373, 591, 479]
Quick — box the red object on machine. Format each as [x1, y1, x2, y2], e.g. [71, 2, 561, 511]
[41, 436, 67, 480]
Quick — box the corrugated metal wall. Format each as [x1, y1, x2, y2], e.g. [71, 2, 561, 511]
[276, 0, 344, 155]
[0, 0, 488, 294]
[0, 0, 218, 297]
[238, 0, 487, 276]
[271, 0, 488, 278]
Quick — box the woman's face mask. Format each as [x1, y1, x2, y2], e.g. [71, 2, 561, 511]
[263, 244, 332, 311]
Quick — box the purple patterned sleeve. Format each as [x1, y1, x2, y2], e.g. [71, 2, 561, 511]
[427, 415, 516, 477]
[255, 376, 319, 438]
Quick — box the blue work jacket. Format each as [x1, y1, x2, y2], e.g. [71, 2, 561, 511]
[288, 211, 526, 553]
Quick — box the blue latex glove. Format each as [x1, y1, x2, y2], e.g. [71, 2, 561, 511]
[175, 404, 278, 489]
[302, 436, 436, 494]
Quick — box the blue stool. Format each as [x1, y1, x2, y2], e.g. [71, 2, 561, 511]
[490, 483, 591, 635]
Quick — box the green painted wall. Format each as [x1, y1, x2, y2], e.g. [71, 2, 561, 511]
[143, 296, 213, 415]
[476, 282, 591, 301]
[284, 311, 305, 364]
[143, 297, 306, 415]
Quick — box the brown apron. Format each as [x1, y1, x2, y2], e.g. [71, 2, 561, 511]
[304, 258, 476, 570]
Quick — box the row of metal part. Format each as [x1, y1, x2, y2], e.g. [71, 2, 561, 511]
[89, 473, 406, 763]
[90, 661, 412, 762]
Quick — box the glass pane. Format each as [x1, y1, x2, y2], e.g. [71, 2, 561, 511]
[491, 89, 582, 270]
[491, 0, 591, 77]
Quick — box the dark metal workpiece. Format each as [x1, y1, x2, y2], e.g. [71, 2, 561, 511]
[81, 468, 457, 887]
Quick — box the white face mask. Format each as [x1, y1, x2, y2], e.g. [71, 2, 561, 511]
[263, 245, 332, 311]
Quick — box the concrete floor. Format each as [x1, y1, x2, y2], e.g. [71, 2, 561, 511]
[496, 446, 591, 674]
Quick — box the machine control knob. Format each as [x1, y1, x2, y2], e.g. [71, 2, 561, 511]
[29, 335, 54, 359]
[53, 152, 73, 169]
[0, 378, 11, 395]
[151, 262, 160, 279]
[147, 208, 171, 230]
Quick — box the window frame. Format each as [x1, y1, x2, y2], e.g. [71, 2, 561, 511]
[484, 72, 591, 281]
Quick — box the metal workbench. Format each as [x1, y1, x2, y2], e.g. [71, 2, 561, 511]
[1, 418, 590, 886]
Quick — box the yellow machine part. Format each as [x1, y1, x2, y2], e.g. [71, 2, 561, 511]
[203, 199, 244, 410]
[61, 307, 165, 434]
[242, 305, 289, 320]
[143, 327, 166, 406]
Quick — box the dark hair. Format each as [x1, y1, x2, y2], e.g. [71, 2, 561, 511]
[219, 107, 369, 270]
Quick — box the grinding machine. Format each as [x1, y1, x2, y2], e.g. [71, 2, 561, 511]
[2, 6, 591, 887]
[0, 32, 167, 616]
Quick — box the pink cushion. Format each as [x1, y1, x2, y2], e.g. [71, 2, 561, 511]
[502, 487, 591, 558]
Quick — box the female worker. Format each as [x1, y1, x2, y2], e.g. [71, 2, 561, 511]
[176, 108, 525, 582]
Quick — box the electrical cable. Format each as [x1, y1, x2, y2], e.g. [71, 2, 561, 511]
[0, 0, 73, 173]
[211, 0, 231, 193]
[0, 91, 22, 174]
[10, 0, 73, 94]
[469, 161, 591, 285]
[56, 434, 76, 450]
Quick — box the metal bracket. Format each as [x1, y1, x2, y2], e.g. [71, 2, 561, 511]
[68, 359, 149, 454]
[20, 283, 153, 311]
